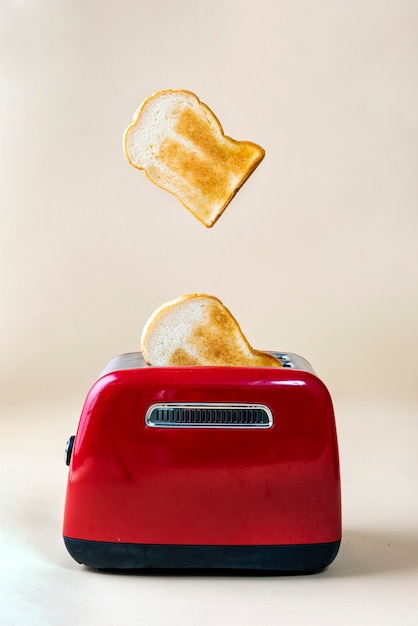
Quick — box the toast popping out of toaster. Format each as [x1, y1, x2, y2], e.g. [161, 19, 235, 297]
[124, 90, 265, 228]
[63, 352, 341, 572]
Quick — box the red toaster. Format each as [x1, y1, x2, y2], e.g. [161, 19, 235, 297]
[63, 351, 341, 572]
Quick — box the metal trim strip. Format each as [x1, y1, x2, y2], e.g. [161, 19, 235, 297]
[145, 402, 273, 428]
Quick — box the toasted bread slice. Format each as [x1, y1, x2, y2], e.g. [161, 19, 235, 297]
[124, 90, 265, 228]
[141, 294, 281, 368]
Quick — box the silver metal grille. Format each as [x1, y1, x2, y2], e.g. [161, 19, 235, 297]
[145, 403, 273, 428]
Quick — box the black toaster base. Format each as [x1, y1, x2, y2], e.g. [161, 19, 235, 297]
[63, 537, 341, 573]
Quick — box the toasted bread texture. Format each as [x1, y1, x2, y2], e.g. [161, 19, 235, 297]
[124, 90, 265, 228]
[141, 294, 281, 368]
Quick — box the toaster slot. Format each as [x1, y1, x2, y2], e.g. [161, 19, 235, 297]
[276, 353, 296, 367]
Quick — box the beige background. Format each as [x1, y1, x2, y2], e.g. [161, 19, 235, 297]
[1, 1, 418, 625]
[1, 0, 417, 408]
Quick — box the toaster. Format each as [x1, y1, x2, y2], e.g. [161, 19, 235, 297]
[63, 351, 341, 572]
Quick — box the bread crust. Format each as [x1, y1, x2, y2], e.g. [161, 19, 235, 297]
[141, 294, 281, 368]
[124, 90, 265, 227]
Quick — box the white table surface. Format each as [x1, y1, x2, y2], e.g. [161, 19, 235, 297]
[1, 398, 417, 626]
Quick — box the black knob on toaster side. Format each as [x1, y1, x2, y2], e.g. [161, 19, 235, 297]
[65, 436, 75, 466]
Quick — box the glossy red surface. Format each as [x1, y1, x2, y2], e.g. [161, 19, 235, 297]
[63, 364, 341, 546]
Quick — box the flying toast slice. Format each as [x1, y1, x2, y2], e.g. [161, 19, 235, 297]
[141, 294, 281, 368]
[124, 90, 265, 227]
